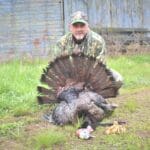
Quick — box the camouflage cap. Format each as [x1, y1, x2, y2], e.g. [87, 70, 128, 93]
[71, 11, 88, 25]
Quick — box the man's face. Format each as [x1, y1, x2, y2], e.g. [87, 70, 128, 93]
[70, 23, 89, 40]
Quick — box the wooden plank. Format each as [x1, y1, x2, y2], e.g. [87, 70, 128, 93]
[0, 0, 64, 53]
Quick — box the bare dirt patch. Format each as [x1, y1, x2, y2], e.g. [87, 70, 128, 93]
[0, 88, 150, 149]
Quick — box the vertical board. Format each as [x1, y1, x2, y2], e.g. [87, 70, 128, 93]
[88, 0, 111, 28]
[64, 0, 149, 31]
[64, 0, 88, 32]
[0, 0, 64, 54]
[0, 0, 13, 52]
[143, 0, 150, 29]
[88, 0, 146, 29]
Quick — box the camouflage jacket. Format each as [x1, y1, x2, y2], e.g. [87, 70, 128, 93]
[53, 30, 106, 62]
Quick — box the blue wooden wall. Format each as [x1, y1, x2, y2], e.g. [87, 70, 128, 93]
[0, 0, 149, 55]
[64, 0, 150, 30]
[0, 0, 64, 55]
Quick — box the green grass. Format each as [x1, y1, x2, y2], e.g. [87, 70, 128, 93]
[0, 121, 24, 138]
[101, 132, 149, 150]
[107, 54, 150, 89]
[0, 54, 149, 117]
[31, 130, 66, 150]
[0, 59, 47, 117]
[13, 105, 31, 117]
[124, 99, 138, 113]
[0, 54, 150, 149]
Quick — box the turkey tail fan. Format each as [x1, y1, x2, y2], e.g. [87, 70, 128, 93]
[37, 86, 56, 104]
[37, 52, 121, 104]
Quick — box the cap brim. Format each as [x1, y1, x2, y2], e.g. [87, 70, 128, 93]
[71, 19, 87, 25]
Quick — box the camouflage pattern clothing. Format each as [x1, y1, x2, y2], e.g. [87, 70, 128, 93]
[53, 29, 123, 85]
[54, 30, 106, 62]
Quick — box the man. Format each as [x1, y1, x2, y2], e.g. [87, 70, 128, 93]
[54, 11, 123, 84]
[43, 12, 122, 127]
[54, 11, 106, 62]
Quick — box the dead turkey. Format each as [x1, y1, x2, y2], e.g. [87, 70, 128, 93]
[37, 52, 122, 128]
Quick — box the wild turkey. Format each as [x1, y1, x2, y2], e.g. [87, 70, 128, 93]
[37, 52, 122, 128]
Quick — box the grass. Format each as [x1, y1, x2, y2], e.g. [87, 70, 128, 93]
[31, 130, 66, 149]
[124, 99, 138, 113]
[101, 133, 149, 150]
[107, 54, 150, 89]
[0, 54, 150, 149]
[0, 59, 47, 117]
[0, 121, 24, 139]
[13, 105, 31, 117]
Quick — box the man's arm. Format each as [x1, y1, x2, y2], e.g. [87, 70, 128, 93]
[95, 37, 106, 63]
[52, 34, 70, 60]
[53, 42, 64, 59]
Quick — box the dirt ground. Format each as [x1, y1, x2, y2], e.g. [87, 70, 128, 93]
[0, 87, 149, 150]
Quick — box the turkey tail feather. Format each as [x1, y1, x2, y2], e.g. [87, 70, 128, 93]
[37, 52, 121, 104]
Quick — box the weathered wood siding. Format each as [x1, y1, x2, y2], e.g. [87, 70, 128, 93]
[0, 0, 149, 55]
[0, 0, 64, 54]
[64, 0, 150, 30]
